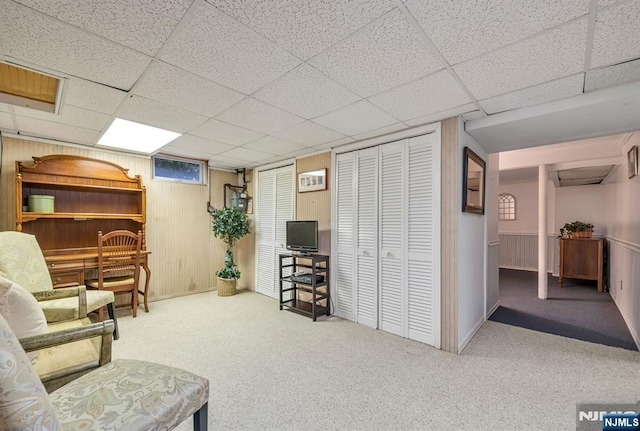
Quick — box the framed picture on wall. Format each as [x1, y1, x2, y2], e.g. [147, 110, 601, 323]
[627, 145, 638, 179]
[298, 168, 327, 192]
[462, 147, 486, 214]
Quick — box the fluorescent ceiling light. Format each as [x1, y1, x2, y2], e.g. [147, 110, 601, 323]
[97, 118, 181, 153]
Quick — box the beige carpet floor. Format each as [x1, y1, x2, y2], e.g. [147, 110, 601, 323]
[112, 290, 640, 431]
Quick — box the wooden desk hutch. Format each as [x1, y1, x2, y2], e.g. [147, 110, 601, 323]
[16, 155, 151, 308]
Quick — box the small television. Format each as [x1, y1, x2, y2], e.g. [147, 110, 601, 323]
[286, 220, 318, 254]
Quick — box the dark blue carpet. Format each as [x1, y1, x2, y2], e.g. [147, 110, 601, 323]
[490, 269, 637, 351]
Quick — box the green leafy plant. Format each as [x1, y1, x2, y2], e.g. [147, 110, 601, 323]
[211, 207, 250, 279]
[559, 220, 594, 238]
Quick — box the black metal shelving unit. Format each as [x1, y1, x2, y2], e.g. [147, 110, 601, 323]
[279, 253, 330, 321]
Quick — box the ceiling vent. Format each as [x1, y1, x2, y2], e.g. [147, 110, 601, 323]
[0, 61, 63, 114]
[556, 165, 614, 187]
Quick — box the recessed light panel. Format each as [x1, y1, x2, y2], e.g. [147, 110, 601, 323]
[97, 118, 181, 154]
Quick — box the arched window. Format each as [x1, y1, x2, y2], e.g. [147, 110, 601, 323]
[498, 193, 516, 220]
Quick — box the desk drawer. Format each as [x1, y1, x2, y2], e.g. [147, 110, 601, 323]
[50, 271, 84, 288]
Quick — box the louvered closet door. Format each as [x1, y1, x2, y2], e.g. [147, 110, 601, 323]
[379, 141, 406, 337]
[355, 147, 378, 328]
[335, 152, 356, 321]
[406, 135, 437, 345]
[255, 165, 293, 298]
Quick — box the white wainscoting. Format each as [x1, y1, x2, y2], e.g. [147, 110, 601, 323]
[498, 233, 559, 275]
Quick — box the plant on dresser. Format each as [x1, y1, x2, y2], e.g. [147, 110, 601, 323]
[559, 220, 594, 239]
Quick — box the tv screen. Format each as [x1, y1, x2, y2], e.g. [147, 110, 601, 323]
[286, 220, 318, 253]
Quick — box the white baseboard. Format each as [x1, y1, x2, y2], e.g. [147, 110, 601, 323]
[458, 318, 484, 354]
[611, 294, 640, 350]
[487, 300, 500, 318]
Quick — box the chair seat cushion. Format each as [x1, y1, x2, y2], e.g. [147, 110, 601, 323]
[39, 290, 115, 322]
[50, 359, 209, 431]
[34, 318, 101, 381]
[86, 276, 134, 289]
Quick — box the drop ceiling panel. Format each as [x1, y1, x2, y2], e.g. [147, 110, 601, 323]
[585, 59, 640, 92]
[272, 121, 346, 147]
[312, 136, 355, 150]
[207, 0, 396, 60]
[591, 1, 640, 68]
[369, 69, 471, 121]
[159, 2, 300, 94]
[168, 134, 234, 155]
[309, 9, 444, 97]
[599, 0, 622, 6]
[253, 64, 360, 119]
[14, 115, 100, 144]
[404, 103, 478, 127]
[190, 118, 264, 146]
[219, 146, 273, 163]
[480, 74, 585, 114]
[454, 19, 588, 100]
[0, 112, 14, 129]
[159, 145, 217, 161]
[352, 122, 407, 141]
[461, 111, 485, 121]
[14, 0, 193, 56]
[208, 154, 249, 169]
[405, 0, 589, 64]
[313, 100, 398, 136]
[116, 95, 208, 133]
[64, 78, 127, 115]
[243, 136, 307, 155]
[216, 98, 304, 134]
[13, 104, 110, 131]
[0, 2, 152, 90]
[133, 61, 245, 117]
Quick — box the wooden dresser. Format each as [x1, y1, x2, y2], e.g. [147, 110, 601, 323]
[16, 155, 150, 291]
[558, 238, 604, 292]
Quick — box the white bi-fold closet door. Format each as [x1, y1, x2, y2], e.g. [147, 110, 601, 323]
[255, 165, 294, 298]
[334, 133, 440, 346]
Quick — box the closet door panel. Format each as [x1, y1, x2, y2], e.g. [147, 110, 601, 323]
[256, 169, 275, 297]
[274, 168, 294, 293]
[356, 147, 378, 328]
[335, 152, 356, 321]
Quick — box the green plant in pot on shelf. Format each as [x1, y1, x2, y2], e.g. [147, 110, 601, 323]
[211, 206, 250, 296]
[559, 220, 594, 239]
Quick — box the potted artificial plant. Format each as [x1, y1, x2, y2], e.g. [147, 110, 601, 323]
[212, 206, 250, 296]
[559, 220, 594, 239]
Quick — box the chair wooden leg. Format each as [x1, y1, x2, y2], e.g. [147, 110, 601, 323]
[107, 303, 119, 340]
[193, 402, 208, 431]
[98, 306, 104, 322]
[132, 288, 138, 318]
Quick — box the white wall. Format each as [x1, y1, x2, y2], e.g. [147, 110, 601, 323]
[555, 185, 606, 236]
[457, 121, 486, 352]
[486, 154, 500, 317]
[604, 132, 640, 348]
[499, 179, 555, 234]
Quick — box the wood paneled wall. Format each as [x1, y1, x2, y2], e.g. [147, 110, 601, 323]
[440, 117, 459, 354]
[295, 152, 331, 255]
[0, 136, 238, 301]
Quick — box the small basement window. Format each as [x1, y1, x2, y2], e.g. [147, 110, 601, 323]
[498, 193, 516, 221]
[152, 155, 205, 184]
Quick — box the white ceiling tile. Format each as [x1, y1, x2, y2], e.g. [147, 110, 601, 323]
[159, 145, 215, 161]
[254, 64, 360, 119]
[599, 0, 623, 7]
[480, 74, 585, 114]
[116, 95, 208, 133]
[352, 122, 408, 141]
[403, 103, 478, 127]
[585, 59, 640, 92]
[133, 61, 245, 117]
[207, 0, 396, 60]
[14, 115, 99, 145]
[461, 111, 485, 121]
[243, 136, 307, 155]
[313, 100, 398, 136]
[208, 155, 249, 169]
[169, 134, 235, 155]
[14, 0, 192, 55]
[591, 1, 640, 68]
[309, 9, 444, 97]
[216, 98, 304, 134]
[159, 2, 300, 94]
[64, 78, 127, 114]
[190, 119, 264, 146]
[406, 0, 589, 64]
[312, 136, 355, 150]
[0, 2, 152, 90]
[369, 70, 471, 121]
[13, 104, 111, 131]
[0, 112, 15, 130]
[285, 147, 316, 158]
[219, 147, 272, 163]
[272, 121, 346, 147]
[454, 19, 588, 100]
[0, 104, 11, 113]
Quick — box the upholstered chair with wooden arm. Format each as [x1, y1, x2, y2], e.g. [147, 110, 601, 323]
[0, 313, 210, 431]
[0, 231, 119, 338]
